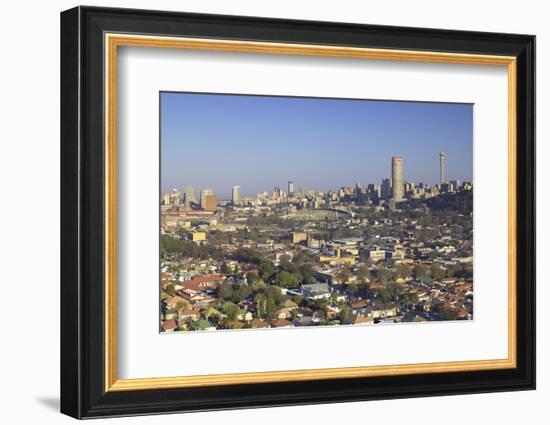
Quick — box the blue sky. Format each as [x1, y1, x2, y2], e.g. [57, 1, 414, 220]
[161, 92, 472, 199]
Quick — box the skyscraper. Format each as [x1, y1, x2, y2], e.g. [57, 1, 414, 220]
[200, 188, 213, 209]
[355, 181, 363, 195]
[185, 186, 196, 207]
[232, 185, 240, 206]
[439, 151, 446, 184]
[273, 186, 283, 201]
[368, 183, 381, 200]
[288, 180, 295, 195]
[169, 188, 181, 206]
[391, 156, 404, 201]
[200, 188, 217, 211]
[203, 194, 217, 211]
[381, 178, 392, 199]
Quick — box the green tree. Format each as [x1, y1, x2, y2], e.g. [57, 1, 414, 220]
[347, 283, 359, 299]
[258, 261, 276, 282]
[463, 264, 473, 279]
[302, 273, 316, 285]
[386, 282, 403, 300]
[293, 251, 316, 265]
[279, 254, 292, 265]
[448, 264, 464, 278]
[357, 265, 371, 284]
[246, 272, 261, 285]
[232, 286, 252, 303]
[220, 263, 232, 275]
[163, 285, 176, 297]
[377, 288, 392, 306]
[265, 298, 277, 321]
[401, 291, 418, 306]
[251, 279, 267, 290]
[263, 286, 283, 304]
[376, 267, 393, 283]
[440, 308, 458, 321]
[254, 293, 267, 319]
[335, 268, 352, 284]
[395, 263, 412, 278]
[298, 263, 316, 285]
[222, 302, 241, 321]
[339, 306, 354, 323]
[314, 299, 329, 320]
[292, 294, 304, 306]
[217, 283, 234, 300]
[232, 248, 266, 265]
[246, 228, 259, 241]
[175, 301, 188, 327]
[431, 264, 446, 281]
[276, 271, 301, 288]
[414, 264, 430, 279]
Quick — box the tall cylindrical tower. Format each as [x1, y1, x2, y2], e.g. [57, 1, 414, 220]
[391, 156, 404, 201]
[439, 151, 445, 184]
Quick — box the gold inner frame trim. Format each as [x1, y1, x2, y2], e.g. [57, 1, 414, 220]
[104, 33, 518, 392]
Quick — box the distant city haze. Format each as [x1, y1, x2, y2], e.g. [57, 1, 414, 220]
[161, 92, 473, 199]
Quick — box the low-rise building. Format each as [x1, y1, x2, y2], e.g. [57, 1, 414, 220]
[192, 231, 206, 243]
[291, 232, 308, 244]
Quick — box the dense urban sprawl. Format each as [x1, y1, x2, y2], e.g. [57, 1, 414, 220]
[160, 154, 473, 332]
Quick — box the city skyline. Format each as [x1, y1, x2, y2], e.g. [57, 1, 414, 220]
[164, 153, 466, 201]
[161, 92, 473, 198]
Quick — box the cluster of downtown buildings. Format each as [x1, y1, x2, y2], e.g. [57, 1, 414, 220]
[160, 153, 473, 332]
[162, 152, 469, 212]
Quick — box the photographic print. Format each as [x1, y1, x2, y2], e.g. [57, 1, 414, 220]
[159, 92, 474, 333]
[61, 9, 535, 417]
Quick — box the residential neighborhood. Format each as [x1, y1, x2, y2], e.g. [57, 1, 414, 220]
[160, 164, 473, 332]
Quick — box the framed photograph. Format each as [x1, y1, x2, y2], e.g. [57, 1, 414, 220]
[60, 6, 535, 419]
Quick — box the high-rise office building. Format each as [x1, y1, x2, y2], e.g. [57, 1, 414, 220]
[185, 186, 196, 206]
[381, 178, 392, 199]
[404, 181, 414, 196]
[200, 188, 213, 209]
[272, 186, 284, 200]
[288, 180, 295, 195]
[439, 151, 445, 184]
[391, 156, 404, 201]
[203, 194, 217, 211]
[449, 179, 461, 188]
[355, 181, 364, 195]
[169, 188, 181, 206]
[368, 183, 381, 200]
[232, 185, 240, 206]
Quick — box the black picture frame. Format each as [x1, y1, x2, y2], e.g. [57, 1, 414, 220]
[61, 5, 535, 419]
